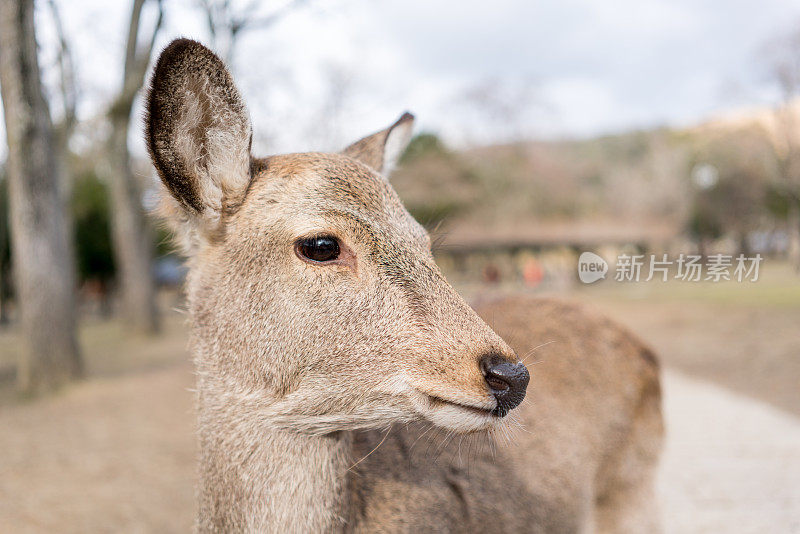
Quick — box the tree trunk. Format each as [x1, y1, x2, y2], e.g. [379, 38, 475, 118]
[0, 180, 7, 325]
[737, 230, 751, 258]
[106, 112, 159, 333]
[788, 198, 800, 271]
[101, 0, 163, 334]
[0, 0, 82, 393]
[697, 237, 708, 260]
[0, 277, 5, 325]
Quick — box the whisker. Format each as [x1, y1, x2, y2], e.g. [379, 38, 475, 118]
[410, 424, 433, 451]
[520, 340, 556, 364]
[348, 427, 392, 471]
[433, 429, 455, 465]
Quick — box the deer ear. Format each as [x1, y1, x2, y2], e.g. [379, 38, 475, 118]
[342, 112, 414, 177]
[145, 38, 252, 243]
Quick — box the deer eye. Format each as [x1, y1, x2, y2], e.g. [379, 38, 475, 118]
[296, 236, 341, 263]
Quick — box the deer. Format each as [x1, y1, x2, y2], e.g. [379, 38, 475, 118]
[145, 38, 663, 533]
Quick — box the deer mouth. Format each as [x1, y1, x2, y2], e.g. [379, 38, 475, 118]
[408, 386, 500, 431]
[426, 394, 497, 417]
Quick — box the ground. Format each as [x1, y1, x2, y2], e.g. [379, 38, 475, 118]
[0, 263, 798, 533]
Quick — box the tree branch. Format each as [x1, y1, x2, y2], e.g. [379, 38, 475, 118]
[46, 0, 78, 137]
[197, 0, 311, 63]
[137, 0, 164, 77]
[123, 0, 146, 80]
[110, 0, 164, 119]
[238, 0, 309, 33]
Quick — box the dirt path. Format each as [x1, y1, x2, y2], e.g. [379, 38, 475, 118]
[0, 364, 196, 533]
[1, 361, 798, 532]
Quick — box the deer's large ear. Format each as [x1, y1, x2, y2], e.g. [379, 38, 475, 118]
[145, 38, 252, 246]
[342, 112, 414, 177]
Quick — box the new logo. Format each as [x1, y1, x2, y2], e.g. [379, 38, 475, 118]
[578, 252, 608, 284]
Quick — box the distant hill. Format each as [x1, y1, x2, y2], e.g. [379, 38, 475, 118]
[392, 128, 691, 246]
[392, 102, 790, 249]
[692, 99, 800, 148]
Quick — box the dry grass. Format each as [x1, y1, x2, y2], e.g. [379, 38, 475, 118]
[573, 261, 800, 416]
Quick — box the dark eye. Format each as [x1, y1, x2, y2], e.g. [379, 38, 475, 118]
[296, 235, 340, 263]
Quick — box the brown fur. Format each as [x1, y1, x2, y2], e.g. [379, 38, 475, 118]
[342, 112, 414, 174]
[145, 39, 663, 533]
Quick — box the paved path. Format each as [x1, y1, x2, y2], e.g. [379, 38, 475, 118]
[658, 370, 800, 534]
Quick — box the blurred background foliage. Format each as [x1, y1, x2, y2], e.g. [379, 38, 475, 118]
[0, 116, 797, 302]
[71, 171, 115, 284]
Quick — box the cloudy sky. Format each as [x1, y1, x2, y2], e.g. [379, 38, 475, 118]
[3, 0, 800, 156]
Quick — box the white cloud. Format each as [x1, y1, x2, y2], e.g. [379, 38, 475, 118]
[2, 0, 800, 159]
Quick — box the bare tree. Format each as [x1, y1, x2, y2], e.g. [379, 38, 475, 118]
[764, 23, 800, 269]
[0, 170, 9, 325]
[104, 0, 163, 333]
[308, 62, 355, 149]
[0, 0, 82, 392]
[45, 0, 79, 296]
[197, 0, 310, 65]
[46, 0, 77, 155]
[452, 76, 542, 146]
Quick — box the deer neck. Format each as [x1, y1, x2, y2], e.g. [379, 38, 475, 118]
[196, 388, 354, 533]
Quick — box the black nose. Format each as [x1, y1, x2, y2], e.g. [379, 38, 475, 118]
[480, 353, 530, 417]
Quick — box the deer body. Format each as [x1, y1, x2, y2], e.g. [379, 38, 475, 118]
[192, 294, 661, 533]
[146, 39, 663, 533]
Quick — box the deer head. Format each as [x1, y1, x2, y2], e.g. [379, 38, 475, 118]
[145, 39, 528, 436]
